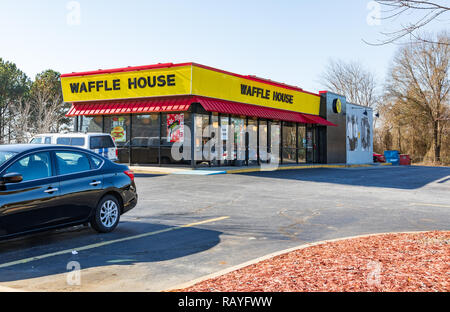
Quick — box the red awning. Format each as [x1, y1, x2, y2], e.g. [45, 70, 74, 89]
[193, 97, 315, 124]
[66, 95, 337, 126]
[66, 97, 192, 116]
[302, 114, 338, 127]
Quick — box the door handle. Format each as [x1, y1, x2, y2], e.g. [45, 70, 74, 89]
[90, 181, 102, 186]
[44, 187, 58, 193]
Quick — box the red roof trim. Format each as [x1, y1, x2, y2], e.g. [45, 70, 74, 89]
[302, 113, 338, 127]
[66, 96, 193, 117]
[66, 95, 338, 126]
[192, 96, 316, 124]
[60, 62, 193, 78]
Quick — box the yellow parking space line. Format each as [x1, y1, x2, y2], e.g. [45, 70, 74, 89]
[0, 216, 230, 269]
[410, 203, 450, 208]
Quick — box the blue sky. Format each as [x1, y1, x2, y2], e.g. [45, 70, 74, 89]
[0, 0, 447, 92]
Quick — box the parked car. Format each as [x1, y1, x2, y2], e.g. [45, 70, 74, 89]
[373, 153, 386, 163]
[0, 144, 137, 239]
[118, 137, 186, 164]
[30, 133, 118, 162]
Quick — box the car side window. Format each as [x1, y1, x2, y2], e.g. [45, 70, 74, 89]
[56, 137, 71, 145]
[90, 155, 103, 169]
[5, 152, 52, 182]
[44, 137, 51, 144]
[55, 152, 92, 175]
[90, 136, 115, 149]
[70, 138, 85, 146]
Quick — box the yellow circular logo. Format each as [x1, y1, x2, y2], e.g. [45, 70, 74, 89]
[333, 98, 342, 114]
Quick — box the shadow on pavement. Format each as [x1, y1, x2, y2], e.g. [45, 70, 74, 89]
[239, 166, 450, 190]
[0, 220, 222, 282]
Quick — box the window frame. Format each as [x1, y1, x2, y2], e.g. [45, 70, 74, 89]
[1, 151, 55, 183]
[56, 137, 87, 147]
[89, 135, 115, 149]
[54, 150, 98, 177]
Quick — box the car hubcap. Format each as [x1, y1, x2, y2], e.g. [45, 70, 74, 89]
[100, 200, 119, 228]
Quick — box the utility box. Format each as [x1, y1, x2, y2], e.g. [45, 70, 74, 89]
[384, 150, 400, 165]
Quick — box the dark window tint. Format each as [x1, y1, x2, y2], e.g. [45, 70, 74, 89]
[70, 138, 85, 146]
[56, 137, 85, 146]
[56, 152, 91, 175]
[0, 151, 18, 166]
[5, 152, 52, 182]
[90, 155, 103, 169]
[90, 136, 115, 149]
[56, 137, 71, 145]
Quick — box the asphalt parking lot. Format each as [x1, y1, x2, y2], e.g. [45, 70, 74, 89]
[0, 166, 449, 291]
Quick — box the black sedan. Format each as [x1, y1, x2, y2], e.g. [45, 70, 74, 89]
[0, 144, 138, 239]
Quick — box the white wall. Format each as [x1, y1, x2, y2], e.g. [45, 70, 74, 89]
[346, 103, 373, 164]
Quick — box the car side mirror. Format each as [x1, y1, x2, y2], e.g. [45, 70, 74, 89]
[1, 172, 23, 184]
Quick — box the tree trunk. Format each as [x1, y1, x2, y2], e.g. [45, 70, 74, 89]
[433, 120, 441, 163]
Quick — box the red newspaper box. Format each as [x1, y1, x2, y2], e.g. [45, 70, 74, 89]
[400, 154, 411, 165]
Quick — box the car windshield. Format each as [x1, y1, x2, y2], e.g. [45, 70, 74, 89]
[30, 137, 43, 144]
[0, 151, 18, 166]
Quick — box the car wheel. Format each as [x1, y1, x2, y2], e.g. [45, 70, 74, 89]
[90, 195, 121, 233]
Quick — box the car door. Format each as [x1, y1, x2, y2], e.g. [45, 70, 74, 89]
[54, 150, 104, 222]
[0, 151, 61, 236]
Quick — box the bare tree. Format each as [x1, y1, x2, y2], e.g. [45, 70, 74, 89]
[369, 0, 449, 45]
[30, 70, 68, 134]
[385, 32, 449, 162]
[9, 96, 33, 143]
[320, 59, 378, 107]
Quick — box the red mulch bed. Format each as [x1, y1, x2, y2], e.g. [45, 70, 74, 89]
[179, 231, 450, 292]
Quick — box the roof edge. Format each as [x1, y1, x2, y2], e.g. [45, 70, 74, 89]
[60, 62, 320, 97]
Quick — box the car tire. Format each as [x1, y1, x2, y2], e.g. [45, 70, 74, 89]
[90, 195, 121, 233]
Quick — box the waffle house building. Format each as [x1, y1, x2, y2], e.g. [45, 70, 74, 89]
[61, 62, 373, 167]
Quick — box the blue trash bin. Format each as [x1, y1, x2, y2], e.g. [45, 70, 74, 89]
[384, 150, 400, 165]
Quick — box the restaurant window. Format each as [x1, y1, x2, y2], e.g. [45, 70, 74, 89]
[306, 125, 315, 163]
[259, 120, 268, 163]
[104, 115, 131, 163]
[194, 113, 211, 166]
[160, 112, 191, 165]
[130, 114, 160, 164]
[79, 116, 103, 133]
[282, 122, 297, 164]
[231, 117, 246, 166]
[269, 121, 281, 164]
[210, 113, 220, 166]
[247, 118, 258, 166]
[220, 115, 231, 166]
[298, 125, 306, 163]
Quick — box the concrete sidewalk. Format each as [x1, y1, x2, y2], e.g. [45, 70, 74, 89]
[0, 285, 23, 292]
[130, 162, 392, 175]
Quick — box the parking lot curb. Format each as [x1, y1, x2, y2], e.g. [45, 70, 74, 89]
[130, 163, 393, 175]
[165, 230, 426, 292]
[226, 163, 391, 174]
